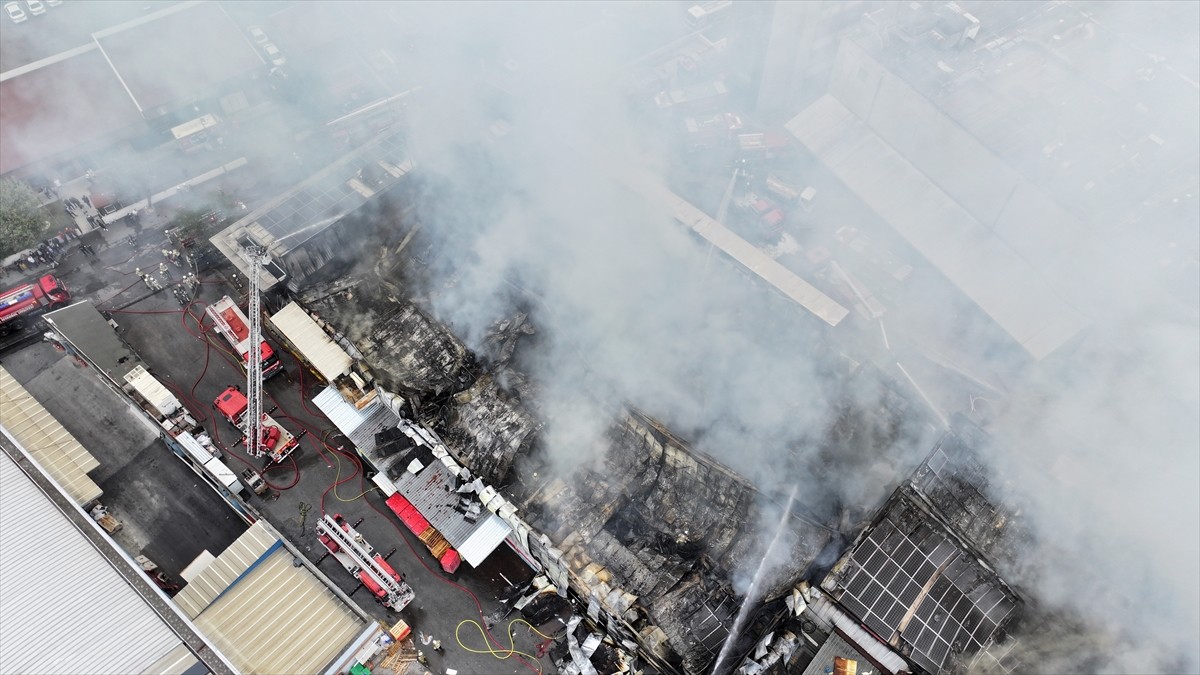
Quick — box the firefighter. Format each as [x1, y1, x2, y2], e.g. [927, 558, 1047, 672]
[431, 639, 442, 654]
[416, 650, 429, 666]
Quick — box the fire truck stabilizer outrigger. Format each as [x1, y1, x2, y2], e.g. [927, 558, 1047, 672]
[213, 385, 301, 466]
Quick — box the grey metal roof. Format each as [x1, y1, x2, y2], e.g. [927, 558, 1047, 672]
[801, 632, 875, 675]
[0, 449, 184, 674]
[786, 95, 1089, 359]
[43, 301, 145, 383]
[312, 385, 399, 453]
[390, 455, 512, 566]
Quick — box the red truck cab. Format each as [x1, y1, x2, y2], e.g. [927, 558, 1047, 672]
[213, 386, 248, 427]
[0, 275, 71, 335]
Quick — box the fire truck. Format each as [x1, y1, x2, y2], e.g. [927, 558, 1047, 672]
[213, 385, 299, 464]
[317, 513, 414, 611]
[206, 295, 283, 378]
[0, 275, 70, 336]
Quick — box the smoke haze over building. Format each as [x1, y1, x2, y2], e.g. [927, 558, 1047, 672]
[2, 2, 1196, 672]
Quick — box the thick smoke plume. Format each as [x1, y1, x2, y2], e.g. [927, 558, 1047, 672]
[385, 3, 1199, 671]
[5, 1, 1193, 672]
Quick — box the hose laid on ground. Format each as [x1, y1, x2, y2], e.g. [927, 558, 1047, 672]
[454, 618, 559, 674]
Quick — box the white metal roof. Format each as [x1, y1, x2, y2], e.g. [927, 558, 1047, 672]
[175, 520, 368, 674]
[0, 450, 183, 674]
[786, 95, 1090, 359]
[458, 512, 515, 568]
[269, 302, 353, 382]
[124, 365, 180, 417]
[648, 186, 850, 327]
[0, 366, 102, 505]
[313, 385, 399, 453]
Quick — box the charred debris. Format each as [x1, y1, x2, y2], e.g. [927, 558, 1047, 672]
[277, 228, 956, 674]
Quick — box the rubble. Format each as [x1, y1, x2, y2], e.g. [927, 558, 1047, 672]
[440, 374, 539, 485]
[305, 285, 473, 397]
[516, 411, 830, 673]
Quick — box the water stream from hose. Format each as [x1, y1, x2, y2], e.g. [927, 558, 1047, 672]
[711, 484, 800, 674]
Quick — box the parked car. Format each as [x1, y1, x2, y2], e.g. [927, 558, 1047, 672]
[262, 43, 286, 67]
[248, 25, 268, 44]
[5, 1, 27, 22]
[46, 0, 61, 6]
[25, 0, 44, 15]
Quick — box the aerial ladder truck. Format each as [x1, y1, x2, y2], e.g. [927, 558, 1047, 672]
[212, 246, 299, 467]
[317, 513, 415, 611]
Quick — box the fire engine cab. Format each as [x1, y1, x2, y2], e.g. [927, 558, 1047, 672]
[212, 386, 299, 464]
[0, 274, 70, 335]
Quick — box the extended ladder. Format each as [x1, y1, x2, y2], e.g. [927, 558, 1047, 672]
[316, 514, 414, 611]
[242, 246, 268, 458]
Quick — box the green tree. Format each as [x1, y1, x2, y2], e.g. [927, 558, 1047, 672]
[0, 179, 48, 258]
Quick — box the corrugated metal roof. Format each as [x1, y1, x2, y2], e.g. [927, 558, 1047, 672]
[141, 644, 202, 675]
[391, 459, 511, 566]
[786, 95, 1089, 359]
[313, 385, 399, 453]
[458, 512, 515, 568]
[0, 366, 102, 505]
[195, 551, 366, 674]
[269, 302, 353, 382]
[174, 520, 277, 619]
[0, 451, 183, 674]
[174, 521, 368, 674]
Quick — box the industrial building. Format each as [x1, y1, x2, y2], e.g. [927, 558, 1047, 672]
[0, 1, 266, 178]
[3, 2, 1193, 674]
[783, 1, 1197, 360]
[0, 431, 234, 675]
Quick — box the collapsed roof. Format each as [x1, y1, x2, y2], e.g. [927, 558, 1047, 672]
[515, 411, 831, 673]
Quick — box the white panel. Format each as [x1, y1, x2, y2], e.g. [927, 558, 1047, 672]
[458, 514, 515, 568]
[0, 451, 181, 675]
[123, 365, 180, 417]
[268, 303, 353, 382]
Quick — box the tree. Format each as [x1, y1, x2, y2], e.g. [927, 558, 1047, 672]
[0, 179, 48, 258]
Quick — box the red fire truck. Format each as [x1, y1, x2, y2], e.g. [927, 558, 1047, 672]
[212, 386, 299, 464]
[0, 275, 70, 336]
[206, 295, 283, 378]
[317, 513, 414, 611]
